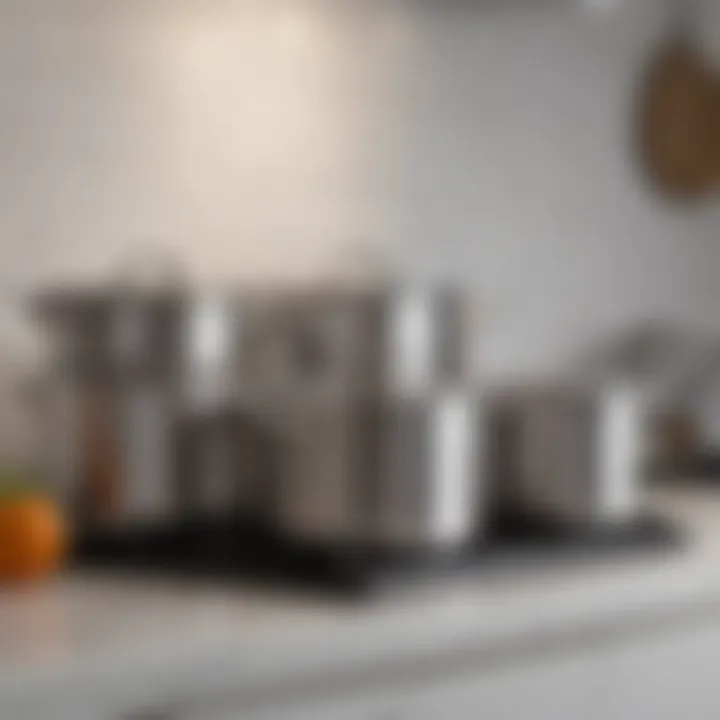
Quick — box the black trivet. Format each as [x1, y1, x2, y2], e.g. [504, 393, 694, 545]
[72, 514, 683, 600]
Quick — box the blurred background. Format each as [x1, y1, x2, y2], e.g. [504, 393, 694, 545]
[3, 0, 720, 718]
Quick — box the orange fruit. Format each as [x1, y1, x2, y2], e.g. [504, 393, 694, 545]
[0, 494, 67, 584]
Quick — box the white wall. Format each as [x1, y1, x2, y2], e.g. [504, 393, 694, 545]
[387, 1, 720, 377]
[0, 0, 719, 381]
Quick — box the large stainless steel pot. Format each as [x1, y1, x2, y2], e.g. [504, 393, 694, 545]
[238, 284, 481, 551]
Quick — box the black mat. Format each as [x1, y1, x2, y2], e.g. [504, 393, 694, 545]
[72, 514, 684, 599]
[653, 453, 720, 480]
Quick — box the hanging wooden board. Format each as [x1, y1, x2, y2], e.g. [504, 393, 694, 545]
[639, 39, 719, 200]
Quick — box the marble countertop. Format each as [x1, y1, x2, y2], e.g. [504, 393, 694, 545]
[2, 487, 720, 714]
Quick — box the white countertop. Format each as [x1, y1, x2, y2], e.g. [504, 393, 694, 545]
[2, 487, 720, 715]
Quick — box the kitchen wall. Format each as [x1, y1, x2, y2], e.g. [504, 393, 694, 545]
[1, 0, 720, 450]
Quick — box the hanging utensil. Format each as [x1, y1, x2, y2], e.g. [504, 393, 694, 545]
[638, 0, 720, 200]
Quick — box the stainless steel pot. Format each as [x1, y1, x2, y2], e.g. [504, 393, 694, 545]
[240, 284, 480, 551]
[35, 290, 184, 529]
[487, 381, 645, 527]
[34, 243, 190, 531]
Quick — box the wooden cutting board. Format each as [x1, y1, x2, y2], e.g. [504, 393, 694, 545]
[639, 39, 720, 200]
